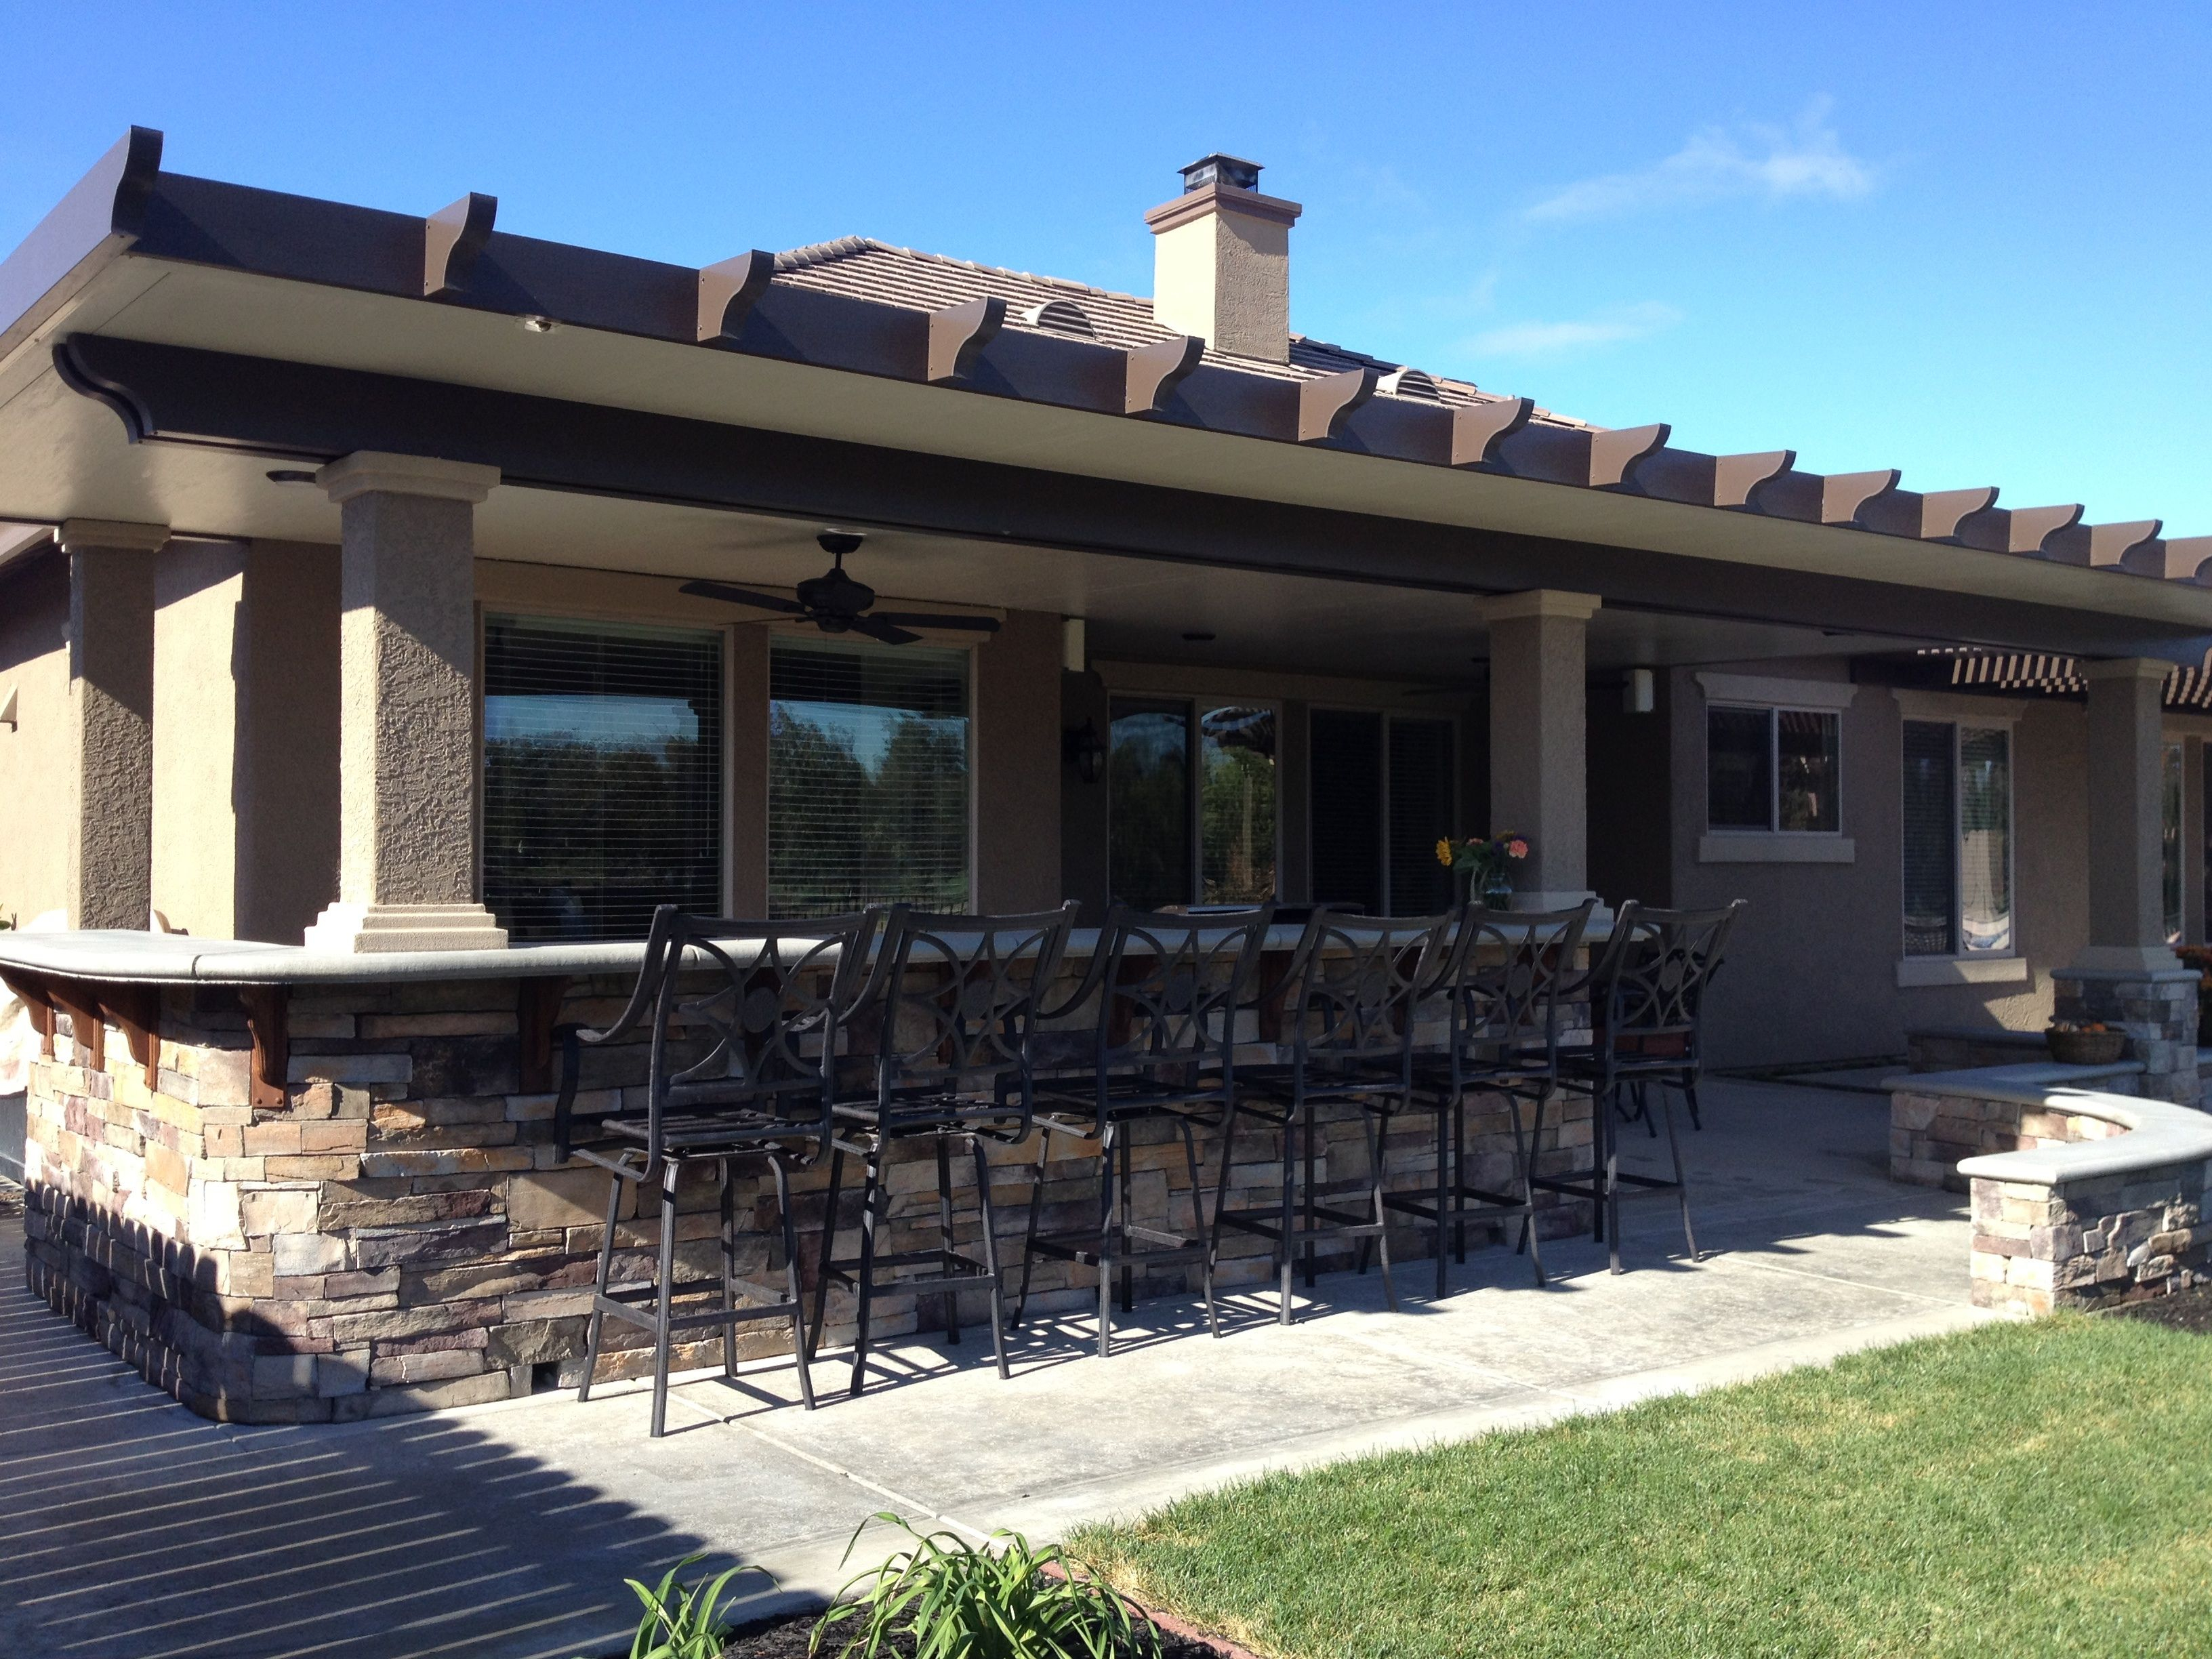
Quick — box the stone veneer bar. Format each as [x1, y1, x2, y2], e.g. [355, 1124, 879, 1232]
[5, 931, 1594, 1423]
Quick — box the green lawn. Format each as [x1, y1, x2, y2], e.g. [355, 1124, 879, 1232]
[1071, 1315, 2212, 1659]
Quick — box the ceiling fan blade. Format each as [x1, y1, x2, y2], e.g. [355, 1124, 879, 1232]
[847, 616, 922, 647]
[680, 579, 806, 615]
[869, 611, 1002, 634]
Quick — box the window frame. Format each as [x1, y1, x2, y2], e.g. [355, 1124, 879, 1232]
[1105, 693, 1285, 909]
[764, 624, 979, 917]
[1898, 714, 2018, 964]
[1303, 703, 1461, 913]
[1702, 701, 1846, 837]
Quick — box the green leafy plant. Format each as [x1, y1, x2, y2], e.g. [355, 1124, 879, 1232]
[606, 1553, 766, 1659]
[813, 1513, 1157, 1659]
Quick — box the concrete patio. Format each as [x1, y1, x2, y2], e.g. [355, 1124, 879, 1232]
[0, 1076, 1986, 1659]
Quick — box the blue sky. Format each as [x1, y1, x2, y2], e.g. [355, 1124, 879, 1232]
[4, 3, 2207, 531]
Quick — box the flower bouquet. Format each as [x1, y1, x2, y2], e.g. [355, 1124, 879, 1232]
[1435, 833, 1529, 907]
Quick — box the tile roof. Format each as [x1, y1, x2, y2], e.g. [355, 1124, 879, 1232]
[770, 237, 1595, 430]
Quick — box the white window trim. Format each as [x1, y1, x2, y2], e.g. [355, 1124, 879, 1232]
[1696, 672, 1857, 711]
[1891, 689, 2028, 726]
[1898, 715, 2020, 976]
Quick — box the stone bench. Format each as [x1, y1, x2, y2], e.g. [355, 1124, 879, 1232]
[1888, 1063, 2144, 1189]
[1886, 1064, 2212, 1315]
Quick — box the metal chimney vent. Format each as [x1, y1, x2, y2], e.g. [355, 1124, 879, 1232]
[1178, 153, 1263, 193]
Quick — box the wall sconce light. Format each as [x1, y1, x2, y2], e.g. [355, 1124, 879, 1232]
[1623, 667, 1655, 714]
[1063, 716, 1107, 783]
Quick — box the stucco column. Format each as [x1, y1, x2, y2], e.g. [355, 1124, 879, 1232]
[302, 452, 508, 952]
[2055, 658, 2198, 1105]
[1481, 589, 1601, 911]
[61, 518, 165, 930]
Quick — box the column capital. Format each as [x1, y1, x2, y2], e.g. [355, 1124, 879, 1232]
[1479, 589, 1602, 626]
[58, 518, 168, 554]
[2076, 656, 2172, 683]
[316, 452, 499, 506]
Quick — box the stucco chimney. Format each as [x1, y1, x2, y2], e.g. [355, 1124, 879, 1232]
[1145, 155, 1302, 363]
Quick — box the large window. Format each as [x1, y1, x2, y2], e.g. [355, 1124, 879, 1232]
[1902, 720, 2013, 958]
[768, 638, 969, 917]
[1707, 704, 1841, 833]
[1109, 699, 1277, 909]
[1309, 710, 1456, 915]
[483, 614, 724, 941]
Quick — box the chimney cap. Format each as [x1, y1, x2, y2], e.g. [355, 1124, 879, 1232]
[1179, 154, 1263, 193]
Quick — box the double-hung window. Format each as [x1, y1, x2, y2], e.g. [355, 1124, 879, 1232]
[767, 637, 970, 917]
[1901, 720, 2013, 958]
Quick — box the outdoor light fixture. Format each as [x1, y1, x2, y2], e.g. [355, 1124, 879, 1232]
[265, 469, 317, 485]
[1063, 717, 1107, 783]
[1624, 667, 1656, 714]
[518, 314, 559, 334]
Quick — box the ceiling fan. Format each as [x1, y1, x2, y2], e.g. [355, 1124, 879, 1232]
[679, 531, 1001, 647]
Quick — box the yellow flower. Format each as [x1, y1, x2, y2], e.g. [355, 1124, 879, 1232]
[1434, 838, 1453, 867]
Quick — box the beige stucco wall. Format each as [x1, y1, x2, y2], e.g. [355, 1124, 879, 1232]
[1670, 661, 2088, 1067]
[975, 610, 1063, 912]
[150, 543, 248, 938]
[0, 552, 73, 924]
[147, 540, 342, 944]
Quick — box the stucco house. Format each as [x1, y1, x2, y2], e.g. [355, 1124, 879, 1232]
[0, 128, 2205, 1082]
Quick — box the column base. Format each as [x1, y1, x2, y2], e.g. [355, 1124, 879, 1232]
[303, 902, 510, 954]
[2053, 952, 2200, 1109]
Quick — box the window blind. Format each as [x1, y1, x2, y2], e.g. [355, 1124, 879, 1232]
[769, 638, 968, 918]
[1388, 717, 1456, 913]
[1706, 707, 1772, 830]
[1959, 727, 2013, 954]
[1901, 720, 1957, 956]
[483, 614, 724, 942]
[1310, 709, 1384, 914]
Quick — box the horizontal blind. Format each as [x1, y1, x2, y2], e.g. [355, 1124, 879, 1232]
[1901, 720, 1956, 956]
[769, 638, 968, 918]
[1388, 716, 1456, 914]
[483, 614, 724, 941]
[1959, 726, 2013, 953]
[1311, 709, 1383, 914]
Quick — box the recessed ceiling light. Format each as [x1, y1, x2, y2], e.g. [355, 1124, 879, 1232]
[266, 469, 318, 485]
[1183, 631, 1216, 642]
[518, 314, 558, 334]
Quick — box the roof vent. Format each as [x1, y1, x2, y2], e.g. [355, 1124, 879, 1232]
[1378, 368, 1441, 401]
[1179, 154, 1263, 193]
[1019, 299, 1093, 334]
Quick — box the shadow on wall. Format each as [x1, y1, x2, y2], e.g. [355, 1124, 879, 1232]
[0, 1217, 762, 1659]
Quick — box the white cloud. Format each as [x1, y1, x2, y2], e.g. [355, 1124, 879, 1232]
[1525, 98, 1875, 224]
[1469, 301, 1681, 360]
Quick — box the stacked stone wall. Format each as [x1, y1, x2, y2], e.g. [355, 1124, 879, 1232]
[20, 973, 1593, 1422]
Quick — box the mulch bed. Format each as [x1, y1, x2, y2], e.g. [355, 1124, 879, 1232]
[715, 1608, 1235, 1658]
[2105, 1284, 2212, 1335]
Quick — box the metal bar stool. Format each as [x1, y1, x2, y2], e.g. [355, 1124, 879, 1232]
[1209, 907, 1454, 1324]
[1014, 902, 1275, 1356]
[552, 905, 880, 1437]
[1544, 900, 1744, 1273]
[1396, 899, 1594, 1294]
[806, 903, 1077, 1397]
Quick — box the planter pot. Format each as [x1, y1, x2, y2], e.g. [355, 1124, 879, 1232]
[2047, 1028, 2128, 1065]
